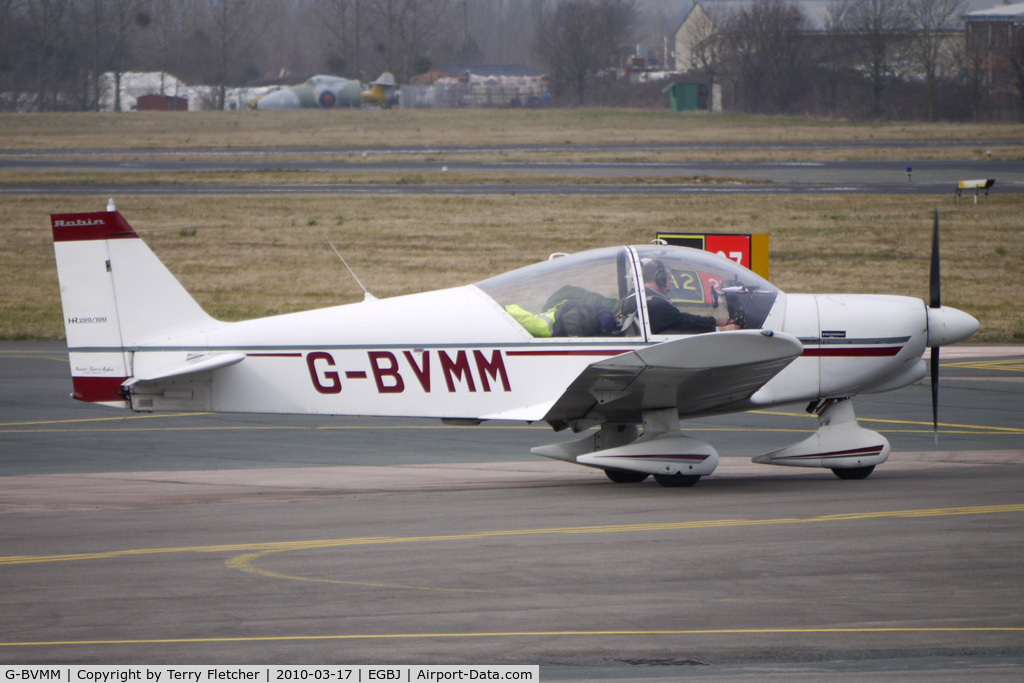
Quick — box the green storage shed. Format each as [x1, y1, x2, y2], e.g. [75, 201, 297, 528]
[663, 82, 700, 112]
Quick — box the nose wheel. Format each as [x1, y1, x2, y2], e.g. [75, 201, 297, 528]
[604, 468, 649, 484]
[831, 465, 875, 480]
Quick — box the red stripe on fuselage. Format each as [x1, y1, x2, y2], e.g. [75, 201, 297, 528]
[51, 212, 138, 242]
[802, 347, 902, 357]
[71, 376, 128, 403]
[506, 349, 631, 357]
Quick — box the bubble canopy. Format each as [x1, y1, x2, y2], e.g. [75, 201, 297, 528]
[475, 245, 780, 337]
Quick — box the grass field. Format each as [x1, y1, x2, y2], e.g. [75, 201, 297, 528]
[3, 109, 1023, 150]
[2, 110, 1021, 343]
[5, 193, 1021, 343]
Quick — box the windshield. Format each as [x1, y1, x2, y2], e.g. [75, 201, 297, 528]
[475, 247, 640, 338]
[632, 244, 779, 333]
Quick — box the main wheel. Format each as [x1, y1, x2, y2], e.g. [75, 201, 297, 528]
[831, 465, 875, 480]
[604, 468, 649, 484]
[653, 473, 701, 488]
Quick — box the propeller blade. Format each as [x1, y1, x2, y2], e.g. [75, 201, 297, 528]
[931, 346, 940, 440]
[929, 208, 941, 309]
[929, 208, 941, 443]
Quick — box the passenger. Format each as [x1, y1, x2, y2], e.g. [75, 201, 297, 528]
[505, 301, 616, 337]
[638, 259, 740, 334]
[555, 302, 616, 337]
[543, 285, 622, 316]
[504, 303, 557, 337]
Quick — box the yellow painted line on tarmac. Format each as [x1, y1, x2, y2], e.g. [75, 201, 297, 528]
[1, 416, 1015, 435]
[0, 412, 210, 427]
[0, 351, 68, 363]
[3, 503, 1022, 568]
[224, 551, 493, 593]
[943, 359, 1024, 372]
[226, 502, 1024, 590]
[0, 423, 550, 434]
[3, 400, 1015, 435]
[749, 410, 1024, 435]
[2, 626, 1023, 648]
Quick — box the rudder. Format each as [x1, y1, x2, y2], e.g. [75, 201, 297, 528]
[51, 208, 218, 406]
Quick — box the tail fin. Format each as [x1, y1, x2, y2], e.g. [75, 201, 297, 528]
[51, 209, 218, 406]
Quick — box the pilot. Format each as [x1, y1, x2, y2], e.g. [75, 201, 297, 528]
[640, 259, 740, 334]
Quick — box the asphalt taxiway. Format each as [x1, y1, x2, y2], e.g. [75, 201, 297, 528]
[3, 143, 1023, 196]
[1, 343, 1023, 679]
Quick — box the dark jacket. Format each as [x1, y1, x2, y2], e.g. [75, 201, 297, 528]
[644, 289, 716, 334]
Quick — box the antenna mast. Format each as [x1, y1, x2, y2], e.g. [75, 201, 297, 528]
[323, 234, 377, 302]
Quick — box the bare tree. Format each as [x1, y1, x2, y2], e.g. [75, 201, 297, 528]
[811, 0, 856, 115]
[0, 0, 31, 110]
[359, 0, 452, 81]
[26, 0, 71, 111]
[148, 0, 202, 93]
[206, 0, 265, 109]
[78, 0, 107, 110]
[907, 0, 964, 120]
[493, 0, 536, 64]
[534, 0, 637, 105]
[108, 0, 151, 111]
[723, 0, 809, 114]
[311, 0, 365, 78]
[368, 0, 400, 76]
[844, 0, 911, 118]
[395, 0, 452, 79]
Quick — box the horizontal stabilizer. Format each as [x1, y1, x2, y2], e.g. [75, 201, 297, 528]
[126, 351, 246, 384]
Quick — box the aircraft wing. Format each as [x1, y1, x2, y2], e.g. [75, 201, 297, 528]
[543, 330, 803, 429]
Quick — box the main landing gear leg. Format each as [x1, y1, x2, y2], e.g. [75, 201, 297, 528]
[580, 409, 720, 488]
[532, 411, 720, 487]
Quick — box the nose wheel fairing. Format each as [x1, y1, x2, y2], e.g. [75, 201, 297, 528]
[752, 398, 890, 477]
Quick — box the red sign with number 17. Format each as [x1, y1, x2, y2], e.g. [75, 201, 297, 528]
[706, 234, 751, 268]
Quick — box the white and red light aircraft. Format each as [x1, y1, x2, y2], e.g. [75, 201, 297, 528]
[51, 206, 978, 487]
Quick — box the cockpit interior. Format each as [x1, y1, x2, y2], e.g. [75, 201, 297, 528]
[475, 245, 779, 339]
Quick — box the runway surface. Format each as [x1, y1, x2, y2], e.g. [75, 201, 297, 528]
[2, 342, 1023, 679]
[6, 180, 1001, 196]
[3, 143, 1023, 196]
[3, 139, 1022, 158]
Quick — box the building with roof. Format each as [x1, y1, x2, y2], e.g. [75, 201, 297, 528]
[963, 2, 1024, 119]
[136, 94, 188, 111]
[671, 0, 968, 116]
[674, 1, 838, 73]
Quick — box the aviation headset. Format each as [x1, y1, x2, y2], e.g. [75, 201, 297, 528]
[641, 258, 669, 290]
